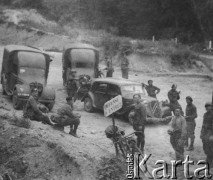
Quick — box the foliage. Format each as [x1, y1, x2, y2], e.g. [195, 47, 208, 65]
[169, 48, 199, 67]
[1, 0, 213, 43]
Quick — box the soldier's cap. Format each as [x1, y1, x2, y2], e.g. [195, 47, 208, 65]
[171, 84, 177, 88]
[148, 80, 153, 83]
[205, 102, 213, 107]
[186, 96, 193, 102]
[66, 96, 73, 101]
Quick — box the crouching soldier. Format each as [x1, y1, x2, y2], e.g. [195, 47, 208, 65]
[200, 102, 213, 167]
[168, 108, 187, 161]
[23, 88, 54, 126]
[50, 97, 80, 137]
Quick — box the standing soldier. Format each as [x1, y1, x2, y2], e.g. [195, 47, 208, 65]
[168, 84, 183, 115]
[67, 70, 78, 101]
[106, 56, 114, 77]
[185, 96, 197, 151]
[200, 102, 213, 167]
[51, 97, 81, 137]
[142, 80, 160, 99]
[168, 108, 187, 161]
[131, 94, 146, 153]
[23, 88, 54, 126]
[120, 52, 129, 79]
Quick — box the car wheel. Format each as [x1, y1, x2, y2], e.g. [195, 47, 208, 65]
[84, 97, 94, 112]
[12, 90, 22, 110]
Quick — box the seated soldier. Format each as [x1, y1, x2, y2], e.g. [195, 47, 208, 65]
[23, 88, 54, 126]
[50, 97, 81, 137]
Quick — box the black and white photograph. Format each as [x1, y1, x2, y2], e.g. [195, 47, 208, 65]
[0, 0, 212, 179]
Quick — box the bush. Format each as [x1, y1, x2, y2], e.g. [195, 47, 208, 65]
[169, 48, 198, 67]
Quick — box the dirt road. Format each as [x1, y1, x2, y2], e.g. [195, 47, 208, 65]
[0, 47, 212, 179]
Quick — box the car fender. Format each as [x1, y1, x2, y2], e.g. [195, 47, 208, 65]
[81, 92, 96, 108]
[14, 84, 31, 98]
[39, 86, 55, 101]
[116, 104, 134, 116]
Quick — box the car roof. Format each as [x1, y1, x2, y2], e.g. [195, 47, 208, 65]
[63, 43, 98, 51]
[4, 45, 47, 54]
[93, 78, 141, 86]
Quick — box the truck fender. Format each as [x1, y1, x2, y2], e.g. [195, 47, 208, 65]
[40, 86, 56, 101]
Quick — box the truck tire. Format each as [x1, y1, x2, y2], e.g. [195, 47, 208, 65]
[12, 90, 22, 110]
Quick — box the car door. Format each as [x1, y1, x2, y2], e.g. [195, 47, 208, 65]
[93, 82, 109, 109]
[107, 84, 121, 99]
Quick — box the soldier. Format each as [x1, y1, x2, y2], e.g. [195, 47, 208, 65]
[67, 69, 78, 101]
[120, 52, 129, 79]
[106, 56, 114, 77]
[168, 108, 187, 161]
[23, 88, 54, 126]
[168, 84, 183, 115]
[185, 96, 197, 151]
[51, 97, 80, 137]
[200, 102, 213, 167]
[142, 80, 160, 98]
[131, 94, 146, 153]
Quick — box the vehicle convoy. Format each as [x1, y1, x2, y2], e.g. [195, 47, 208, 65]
[62, 43, 100, 85]
[1, 45, 55, 110]
[82, 78, 172, 124]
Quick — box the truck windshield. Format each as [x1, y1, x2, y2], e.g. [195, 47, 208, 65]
[19, 67, 45, 84]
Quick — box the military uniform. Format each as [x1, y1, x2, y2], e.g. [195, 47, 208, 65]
[23, 96, 53, 125]
[53, 103, 80, 135]
[106, 59, 114, 77]
[200, 110, 213, 166]
[132, 103, 146, 152]
[185, 103, 197, 149]
[121, 56, 129, 79]
[169, 115, 187, 161]
[145, 85, 160, 98]
[168, 89, 183, 115]
[67, 76, 78, 100]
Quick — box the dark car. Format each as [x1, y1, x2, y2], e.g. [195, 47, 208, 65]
[62, 43, 100, 85]
[1, 45, 55, 110]
[81, 78, 172, 123]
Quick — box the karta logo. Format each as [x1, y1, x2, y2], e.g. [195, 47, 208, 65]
[126, 154, 212, 179]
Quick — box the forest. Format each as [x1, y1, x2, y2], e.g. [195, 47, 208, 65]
[1, 0, 213, 44]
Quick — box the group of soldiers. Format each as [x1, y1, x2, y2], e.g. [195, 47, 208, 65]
[23, 86, 81, 137]
[130, 80, 213, 168]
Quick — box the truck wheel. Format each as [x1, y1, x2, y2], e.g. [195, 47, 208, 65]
[12, 90, 22, 110]
[84, 97, 94, 112]
[47, 102, 55, 111]
[1, 75, 7, 95]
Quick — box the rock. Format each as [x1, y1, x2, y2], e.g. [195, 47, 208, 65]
[91, 131, 97, 134]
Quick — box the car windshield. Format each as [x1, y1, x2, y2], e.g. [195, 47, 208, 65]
[19, 67, 46, 84]
[121, 84, 145, 95]
[70, 49, 95, 76]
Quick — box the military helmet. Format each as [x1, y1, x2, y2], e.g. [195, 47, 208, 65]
[205, 102, 213, 107]
[171, 84, 177, 88]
